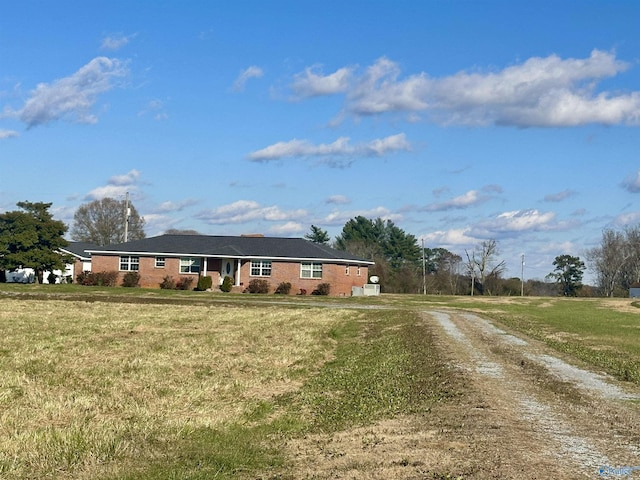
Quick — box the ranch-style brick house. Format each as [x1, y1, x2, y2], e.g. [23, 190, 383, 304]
[87, 234, 374, 296]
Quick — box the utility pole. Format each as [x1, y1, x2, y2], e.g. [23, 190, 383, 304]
[422, 238, 426, 295]
[124, 192, 131, 242]
[521, 253, 525, 296]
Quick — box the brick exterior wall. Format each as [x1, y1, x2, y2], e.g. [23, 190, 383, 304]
[89, 254, 369, 296]
[73, 259, 84, 277]
[239, 260, 368, 296]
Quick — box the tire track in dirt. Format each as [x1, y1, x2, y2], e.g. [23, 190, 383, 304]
[426, 309, 640, 479]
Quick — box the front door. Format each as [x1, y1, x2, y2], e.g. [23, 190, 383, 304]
[221, 259, 234, 282]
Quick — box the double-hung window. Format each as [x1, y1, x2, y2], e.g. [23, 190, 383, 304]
[155, 257, 165, 268]
[251, 260, 272, 276]
[301, 262, 322, 279]
[120, 256, 139, 271]
[180, 257, 200, 274]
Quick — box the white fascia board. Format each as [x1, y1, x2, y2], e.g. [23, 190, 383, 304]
[59, 248, 90, 261]
[241, 255, 375, 265]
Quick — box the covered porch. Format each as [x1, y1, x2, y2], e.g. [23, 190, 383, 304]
[200, 256, 242, 287]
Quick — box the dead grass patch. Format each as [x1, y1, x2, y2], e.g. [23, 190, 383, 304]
[0, 299, 352, 479]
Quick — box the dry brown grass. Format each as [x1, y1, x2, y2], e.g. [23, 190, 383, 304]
[0, 298, 352, 479]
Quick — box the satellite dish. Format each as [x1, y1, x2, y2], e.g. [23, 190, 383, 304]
[369, 276, 379, 284]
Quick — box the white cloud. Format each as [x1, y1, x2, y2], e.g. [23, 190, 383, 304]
[142, 214, 183, 236]
[291, 65, 353, 98]
[348, 57, 429, 115]
[473, 209, 557, 237]
[101, 33, 136, 51]
[247, 133, 410, 163]
[85, 184, 131, 200]
[302, 50, 640, 127]
[9, 57, 128, 128]
[326, 195, 350, 205]
[571, 208, 587, 217]
[85, 169, 141, 200]
[621, 169, 640, 193]
[268, 221, 305, 235]
[232, 66, 264, 91]
[544, 189, 577, 202]
[483, 184, 504, 194]
[197, 200, 307, 225]
[421, 189, 490, 211]
[423, 228, 479, 246]
[321, 206, 402, 226]
[538, 240, 578, 255]
[0, 129, 18, 139]
[108, 169, 140, 186]
[613, 211, 640, 227]
[156, 198, 199, 213]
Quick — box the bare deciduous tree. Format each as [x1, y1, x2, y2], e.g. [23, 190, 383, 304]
[587, 229, 627, 297]
[465, 239, 506, 295]
[588, 226, 640, 296]
[71, 198, 146, 246]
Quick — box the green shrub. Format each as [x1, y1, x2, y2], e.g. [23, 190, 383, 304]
[312, 283, 331, 296]
[160, 275, 176, 290]
[76, 271, 118, 287]
[122, 271, 140, 287]
[176, 276, 195, 290]
[96, 271, 119, 287]
[220, 276, 234, 293]
[196, 275, 213, 291]
[246, 279, 270, 294]
[275, 281, 292, 294]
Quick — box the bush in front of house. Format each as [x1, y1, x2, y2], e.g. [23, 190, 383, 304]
[122, 271, 140, 287]
[246, 279, 270, 294]
[275, 281, 292, 294]
[220, 276, 234, 292]
[196, 275, 213, 291]
[76, 271, 91, 285]
[160, 275, 176, 289]
[76, 271, 119, 287]
[176, 276, 195, 290]
[312, 283, 331, 296]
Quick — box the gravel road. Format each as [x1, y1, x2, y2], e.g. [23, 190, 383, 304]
[427, 309, 640, 479]
[286, 307, 640, 479]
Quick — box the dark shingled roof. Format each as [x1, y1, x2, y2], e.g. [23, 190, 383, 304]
[87, 234, 374, 264]
[61, 241, 100, 260]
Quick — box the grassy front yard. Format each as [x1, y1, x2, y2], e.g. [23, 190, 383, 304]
[0, 291, 457, 479]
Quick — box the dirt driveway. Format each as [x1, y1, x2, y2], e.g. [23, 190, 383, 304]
[287, 309, 640, 479]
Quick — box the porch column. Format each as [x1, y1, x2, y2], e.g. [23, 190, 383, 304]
[235, 259, 241, 286]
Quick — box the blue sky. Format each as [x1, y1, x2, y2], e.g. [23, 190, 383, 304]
[1, 1, 639, 283]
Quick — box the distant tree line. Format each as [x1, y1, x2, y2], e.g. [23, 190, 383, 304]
[307, 218, 602, 297]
